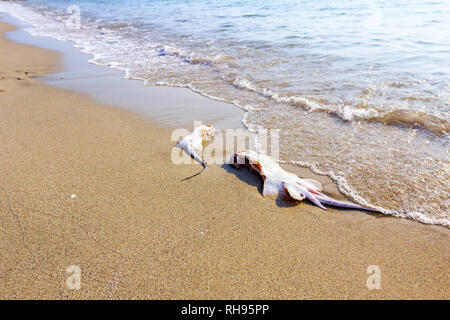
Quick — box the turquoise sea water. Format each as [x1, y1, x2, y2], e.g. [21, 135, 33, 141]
[1, 0, 448, 226]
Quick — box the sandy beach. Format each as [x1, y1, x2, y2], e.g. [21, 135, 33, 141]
[0, 19, 449, 299]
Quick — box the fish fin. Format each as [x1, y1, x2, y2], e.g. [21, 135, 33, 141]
[262, 180, 278, 198]
[284, 183, 326, 209]
[283, 183, 306, 201]
[304, 190, 327, 210]
[300, 178, 323, 191]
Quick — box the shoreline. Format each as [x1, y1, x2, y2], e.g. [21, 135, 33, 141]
[2, 9, 448, 228]
[0, 13, 244, 130]
[0, 18, 448, 299]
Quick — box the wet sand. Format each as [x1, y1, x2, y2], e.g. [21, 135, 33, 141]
[0, 20, 448, 299]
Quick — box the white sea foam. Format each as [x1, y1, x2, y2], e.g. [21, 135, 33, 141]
[233, 77, 434, 128]
[278, 159, 450, 227]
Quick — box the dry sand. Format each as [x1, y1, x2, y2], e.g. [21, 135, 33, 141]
[0, 21, 449, 299]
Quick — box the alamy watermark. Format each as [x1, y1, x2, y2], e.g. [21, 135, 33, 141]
[366, 265, 381, 290]
[66, 265, 81, 290]
[66, 5, 81, 30]
[171, 121, 280, 165]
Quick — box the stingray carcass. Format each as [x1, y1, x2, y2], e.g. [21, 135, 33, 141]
[176, 124, 215, 180]
[231, 150, 377, 211]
